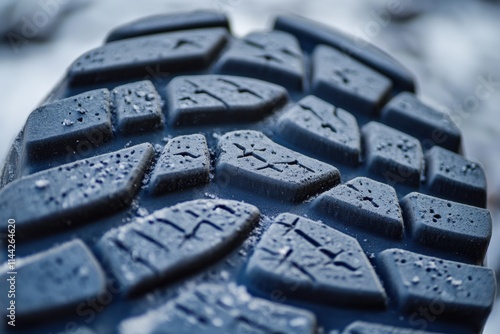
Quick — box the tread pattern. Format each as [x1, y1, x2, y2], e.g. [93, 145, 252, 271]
[312, 44, 392, 116]
[105, 10, 229, 43]
[167, 75, 287, 125]
[277, 95, 361, 165]
[68, 28, 228, 84]
[0, 240, 105, 319]
[215, 31, 304, 90]
[119, 283, 316, 334]
[425, 146, 486, 207]
[217, 130, 340, 202]
[314, 177, 404, 239]
[24, 89, 112, 159]
[0, 11, 494, 334]
[246, 213, 387, 307]
[378, 249, 495, 324]
[98, 199, 259, 295]
[0, 143, 153, 236]
[401, 192, 491, 261]
[381, 92, 461, 152]
[274, 15, 416, 93]
[362, 121, 423, 186]
[149, 134, 210, 194]
[112, 80, 164, 135]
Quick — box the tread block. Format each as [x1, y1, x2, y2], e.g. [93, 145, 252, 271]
[425, 146, 486, 207]
[314, 177, 403, 239]
[215, 31, 304, 90]
[401, 192, 491, 262]
[112, 80, 163, 135]
[381, 92, 461, 152]
[217, 130, 340, 202]
[68, 28, 228, 85]
[311, 44, 392, 116]
[106, 10, 229, 42]
[277, 95, 360, 165]
[378, 248, 496, 325]
[342, 321, 442, 334]
[149, 134, 210, 194]
[0, 240, 105, 320]
[246, 213, 387, 307]
[362, 122, 423, 187]
[98, 199, 259, 295]
[0, 143, 154, 236]
[167, 75, 287, 126]
[119, 283, 316, 334]
[274, 15, 416, 93]
[24, 89, 112, 159]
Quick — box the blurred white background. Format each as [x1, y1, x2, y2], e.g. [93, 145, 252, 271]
[1, 0, 499, 332]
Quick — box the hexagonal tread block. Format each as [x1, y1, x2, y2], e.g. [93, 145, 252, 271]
[112, 80, 164, 135]
[425, 146, 486, 207]
[217, 130, 340, 202]
[314, 177, 403, 239]
[0, 143, 154, 236]
[68, 28, 228, 84]
[106, 10, 229, 42]
[0, 240, 105, 320]
[312, 44, 392, 116]
[98, 199, 259, 295]
[362, 122, 423, 187]
[167, 75, 287, 126]
[277, 95, 361, 165]
[378, 249, 495, 326]
[381, 92, 461, 152]
[215, 31, 304, 90]
[24, 89, 112, 159]
[246, 213, 387, 308]
[119, 283, 316, 334]
[149, 134, 210, 194]
[401, 192, 491, 262]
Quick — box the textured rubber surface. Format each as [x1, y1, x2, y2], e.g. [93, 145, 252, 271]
[0, 10, 495, 334]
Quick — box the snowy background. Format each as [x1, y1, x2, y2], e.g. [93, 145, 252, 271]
[0, 0, 499, 332]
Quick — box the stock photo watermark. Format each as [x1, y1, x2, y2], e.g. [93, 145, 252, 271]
[5, 219, 16, 327]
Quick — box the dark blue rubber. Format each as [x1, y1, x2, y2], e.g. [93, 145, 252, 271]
[0, 10, 494, 334]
